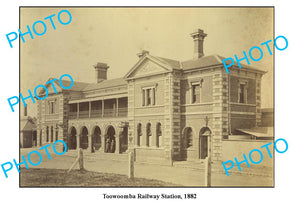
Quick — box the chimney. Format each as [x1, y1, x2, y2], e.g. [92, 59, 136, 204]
[24, 105, 27, 117]
[190, 29, 207, 59]
[94, 62, 109, 83]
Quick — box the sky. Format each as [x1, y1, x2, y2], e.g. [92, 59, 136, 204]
[20, 7, 274, 116]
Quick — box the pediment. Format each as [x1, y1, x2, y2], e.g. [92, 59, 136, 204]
[126, 56, 172, 79]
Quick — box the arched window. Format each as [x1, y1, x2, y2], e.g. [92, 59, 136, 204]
[50, 126, 53, 142]
[185, 127, 193, 148]
[137, 123, 142, 146]
[69, 127, 77, 150]
[80, 127, 88, 149]
[156, 123, 162, 147]
[39, 129, 42, 146]
[55, 128, 58, 141]
[146, 123, 151, 147]
[46, 126, 49, 142]
[199, 127, 211, 159]
[93, 126, 101, 151]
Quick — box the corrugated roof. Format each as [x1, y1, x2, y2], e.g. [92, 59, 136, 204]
[21, 118, 36, 131]
[59, 80, 89, 91]
[83, 78, 127, 91]
[217, 55, 265, 72]
[156, 56, 182, 69]
[236, 127, 273, 138]
[181, 55, 222, 70]
[181, 55, 265, 72]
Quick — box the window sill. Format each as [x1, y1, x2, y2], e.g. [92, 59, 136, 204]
[135, 146, 164, 150]
[229, 102, 256, 106]
[182, 102, 214, 107]
[136, 105, 164, 109]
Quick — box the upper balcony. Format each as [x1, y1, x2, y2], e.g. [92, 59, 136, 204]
[69, 97, 128, 120]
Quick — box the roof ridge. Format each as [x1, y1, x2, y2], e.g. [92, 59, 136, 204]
[213, 54, 223, 63]
[153, 55, 182, 70]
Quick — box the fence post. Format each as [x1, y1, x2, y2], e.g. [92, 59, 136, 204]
[128, 152, 134, 179]
[204, 156, 211, 187]
[79, 148, 84, 170]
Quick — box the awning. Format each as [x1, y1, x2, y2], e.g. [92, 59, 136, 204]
[236, 127, 273, 138]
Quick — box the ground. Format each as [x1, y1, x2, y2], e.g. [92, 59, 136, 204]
[20, 147, 273, 187]
[20, 168, 177, 187]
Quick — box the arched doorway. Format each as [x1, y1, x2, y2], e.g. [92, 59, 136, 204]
[50, 126, 53, 142]
[137, 123, 142, 146]
[80, 126, 88, 149]
[105, 126, 116, 153]
[46, 126, 49, 142]
[199, 127, 211, 159]
[39, 129, 42, 146]
[146, 123, 151, 147]
[120, 127, 128, 153]
[156, 122, 162, 147]
[69, 127, 77, 150]
[33, 130, 37, 147]
[92, 126, 101, 151]
[181, 127, 193, 160]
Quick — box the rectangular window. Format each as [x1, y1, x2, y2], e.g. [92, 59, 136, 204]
[55, 130, 58, 141]
[152, 88, 155, 105]
[146, 88, 151, 106]
[24, 107, 27, 116]
[239, 84, 245, 103]
[49, 101, 55, 114]
[192, 84, 200, 103]
[142, 90, 145, 106]
[142, 87, 156, 106]
[238, 82, 247, 103]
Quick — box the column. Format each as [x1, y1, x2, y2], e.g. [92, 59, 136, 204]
[190, 82, 193, 104]
[88, 134, 93, 152]
[101, 134, 106, 153]
[116, 98, 119, 117]
[76, 134, 79, 150]
[101, 100, 104, 118]
[89, 101, 91, 118]
[142, 125, 147, 147]
[115, 134, 120, 154]
[152, 126, 157, 147]
[77, 103, 79, 119]
[37, 129, 40, 147]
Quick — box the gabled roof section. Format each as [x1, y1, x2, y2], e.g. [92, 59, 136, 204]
[83, 78, 127, 91]
[125, 53, 266, 79]
[20, 117, 36, 131]
[124, 53, 181, 79]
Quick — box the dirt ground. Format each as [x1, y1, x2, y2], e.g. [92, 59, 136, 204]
[20, 148, 273, 187]
[20, 168, 178, 187]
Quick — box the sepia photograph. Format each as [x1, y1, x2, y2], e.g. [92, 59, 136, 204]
[19, 7, 274, 187]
